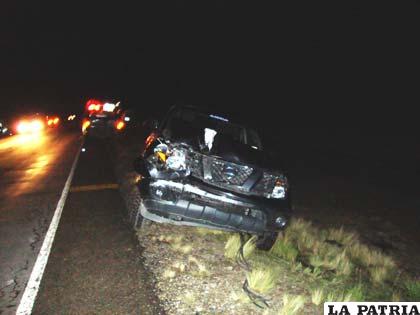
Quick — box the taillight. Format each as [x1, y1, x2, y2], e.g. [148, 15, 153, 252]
[115, 120, 125, 131]
[88, 104, 102, 112]
[82, 119, 91, 133]
[47, 117, 60, 127]
[86, 99, 103, 113]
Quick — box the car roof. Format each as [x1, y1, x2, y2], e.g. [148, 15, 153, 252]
[170, 104, 260, 131]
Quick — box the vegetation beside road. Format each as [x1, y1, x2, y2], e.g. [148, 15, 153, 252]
[114, 127, 420, 314]
[136, 217, 419, 315]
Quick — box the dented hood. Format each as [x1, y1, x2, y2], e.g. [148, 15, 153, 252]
[169, 129, 277, 170]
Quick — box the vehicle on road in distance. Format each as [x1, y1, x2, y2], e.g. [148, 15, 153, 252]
[0, 119, 12, 137]
[46, 115, 60, 129]
[14, 114, 46, 135]
[134, 105, 292, 250]
[81, 99, 127, 137]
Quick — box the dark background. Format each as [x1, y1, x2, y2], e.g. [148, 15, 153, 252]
[0, 1, 419, 134]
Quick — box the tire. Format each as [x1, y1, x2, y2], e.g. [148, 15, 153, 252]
[255, 232, 279, 251]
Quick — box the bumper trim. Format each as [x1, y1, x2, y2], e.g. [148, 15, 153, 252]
[139, 178, 290, 234]
[139, 201, 234, 232]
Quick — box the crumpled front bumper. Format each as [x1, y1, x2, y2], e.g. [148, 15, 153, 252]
[137, 177, 292, 234]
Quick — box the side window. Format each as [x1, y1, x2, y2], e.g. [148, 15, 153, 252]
[247, 129, 263, 150]
[160, 107, 180, 138]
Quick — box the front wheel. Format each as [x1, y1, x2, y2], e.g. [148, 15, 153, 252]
[255, 232, 279, 250]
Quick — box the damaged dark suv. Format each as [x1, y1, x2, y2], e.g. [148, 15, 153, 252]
[134, 105, 292, 249]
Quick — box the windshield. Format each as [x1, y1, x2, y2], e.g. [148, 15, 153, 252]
[161, 108, 263, 150]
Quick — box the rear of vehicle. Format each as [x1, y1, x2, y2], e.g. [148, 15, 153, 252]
[46, 115, 61, 129]
[82, 99, 126, 138]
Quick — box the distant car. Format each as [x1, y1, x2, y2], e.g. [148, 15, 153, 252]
[0, 120, 12, 137]
[81, 99, 127, 138]
[133, 105, 292, 250]
[14, 114, 46, 134]
[46, 115, 61, 129]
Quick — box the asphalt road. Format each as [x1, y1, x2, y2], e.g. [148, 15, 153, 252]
[0, 130, 81, 314]
[1, 131, 161, 314]
[32, 137, 161, 314]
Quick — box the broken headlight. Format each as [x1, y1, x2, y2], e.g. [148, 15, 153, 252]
[268, 175, 288, 199]
[153, 143, 190, 175]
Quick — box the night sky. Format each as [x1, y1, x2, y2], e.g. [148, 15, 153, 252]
[1, 1, 419, 132]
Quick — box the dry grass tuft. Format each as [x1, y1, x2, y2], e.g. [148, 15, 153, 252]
[224, 234, 242, 260]
[246, 268, 278, 294]
[326, 284, 364, 302]
[270, 236, 299, 263]
[343, 284, 365, 301]
[311, 288, 325, 306]
[327, 226, 358, 245]
[279, 294, 306, 315]
[243, 236, 257, 258]
[369, 266, 389, 285]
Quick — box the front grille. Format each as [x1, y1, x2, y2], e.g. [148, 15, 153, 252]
[209, 158, 253, 186]
[188, 151, 281, 197]
[189, 152, 253, 189]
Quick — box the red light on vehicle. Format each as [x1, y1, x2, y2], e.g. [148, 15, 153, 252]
[86, 99, 103, 112]
[88, 104, 102, 112]
[145, 132, 158, 150]
[82, 119, 91, 133]
[115, 120, 125, 131]
[53, 117, 59, 124]
[47, 119, 54, 126]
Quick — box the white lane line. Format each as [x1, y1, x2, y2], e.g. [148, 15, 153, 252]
[16, 141, 83, 315]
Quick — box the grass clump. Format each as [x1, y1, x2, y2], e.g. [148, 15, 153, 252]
[327, 226, 358, 246]
[405, 280, 420, 301]
[311, 288, 325, 306]
[326, 284, 365, 302]
[270, 236, 299, 263]
[369, 266, 389, 285]
[246, 268, 278, 294]
[224, 234, 242, 260]
[219, 217, 413, 305]
[279, 294, 306, 315]
[343, 284, 365, 301]
[242, 236, 257, 258]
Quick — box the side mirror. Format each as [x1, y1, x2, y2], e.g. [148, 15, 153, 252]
[133, 156, 150, 177]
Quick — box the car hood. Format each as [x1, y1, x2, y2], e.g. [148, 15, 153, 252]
[168, 129, 279, 171]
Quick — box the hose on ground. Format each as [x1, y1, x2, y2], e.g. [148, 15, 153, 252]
[242, 279, 270, 309]
[235, 233, 251, 271]
[235, 233, 271, 309]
